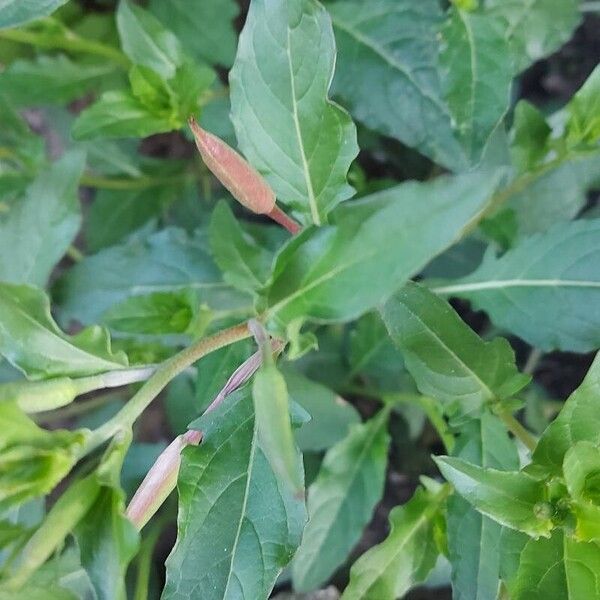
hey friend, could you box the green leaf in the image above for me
[505,152,600,238]
[446,412,520,600]
[563,442,600,503]
[149,0,239,67]
[55,227,245,325]
[74,432,139,600]
[533,355,600,475]
[0,150,85,286]
[0,401,86,512]
[381,283,529,418]
[329,0,466,172]
[209,201,276,295]
[0,283,128,380]
[103,290,202,335]
[510,101,552,172]
[0,0,69,29]
[434,456,552,537]
[72,90,177,140]
[116,0,183,79]
[512,531,600,600]
[230,0,358,225]
[265,170,503,332]
[440,7,513,164]
[567,64,600,146]
[0,55,116,107]
[433,219,600,352]
[292,408,390,591]
[85,184,176,252]
[341,486,448,600]
[486,0,581,73]
[163,389,306,599]
[253,363,303,494]
[283,367,360,452]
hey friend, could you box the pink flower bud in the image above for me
[188,117,276,215]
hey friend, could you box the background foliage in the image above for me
[0,0,599,599]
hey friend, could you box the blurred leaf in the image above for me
[446,412,520,600]
[329,0,466,171]
[149,0,239,67]
[433,219,600,352]
[486,0,581,73]
[0,283,128,380]
[253,363,303,494]
[380,282,529,418]
[434,456,552,537]
[85,184,175,252]
[0,401,85,512]
[265,170,503,333]
[0,150,85,286]
[566,64,600,147]
[103,289,204,335]
[0,0,69,29]
[164,389,306,599]
[532,354,600,475]
[230,0,358,225]
[209,201,276,295]
[292,409,390,592]
[511,531,600,600]
[0,55,117,107]
[72,90,177,140]
[283,367,360,452]
[440,7,513,164]
[342,486,447,600]
[55,227,247,325]
[116,0,182,79]
[510,101,551,172]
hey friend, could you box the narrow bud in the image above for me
[188,117,276,215]
[126,429,202,530]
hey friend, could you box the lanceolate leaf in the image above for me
[440,8,513,164]
[432,219,600,352]
[253,364,303,494]
[0,0,68,29]
[265,170,504,332]
[0,283,128,380]
[342,486,448,600]
[381,282,529,417]
[486,0,580,73]
[567,64,600,146]
[512,531,600,600]
[116,0,183,79]
[230,0,358,225]
[0,151,85,287]
[163,389,306,599]
[329,0,465,172]
[149,0,239,67]
[532,354,600,475]
[434,456,552,537]
[446,412,520,600]
[292,408,390,591]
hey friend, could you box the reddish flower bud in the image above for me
[188,117,276,215]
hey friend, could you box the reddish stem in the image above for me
[268,205,301,235]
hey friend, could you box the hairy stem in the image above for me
[80,322,251,457]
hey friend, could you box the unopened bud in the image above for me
[188,117,276,215]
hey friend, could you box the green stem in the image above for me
[523,347,543,376]
[80,173,191,191]
[498,410,537,452]
[66,245,84,263]
[0,27,130,69]
[79,322,251,457]
[133,518,167,600]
